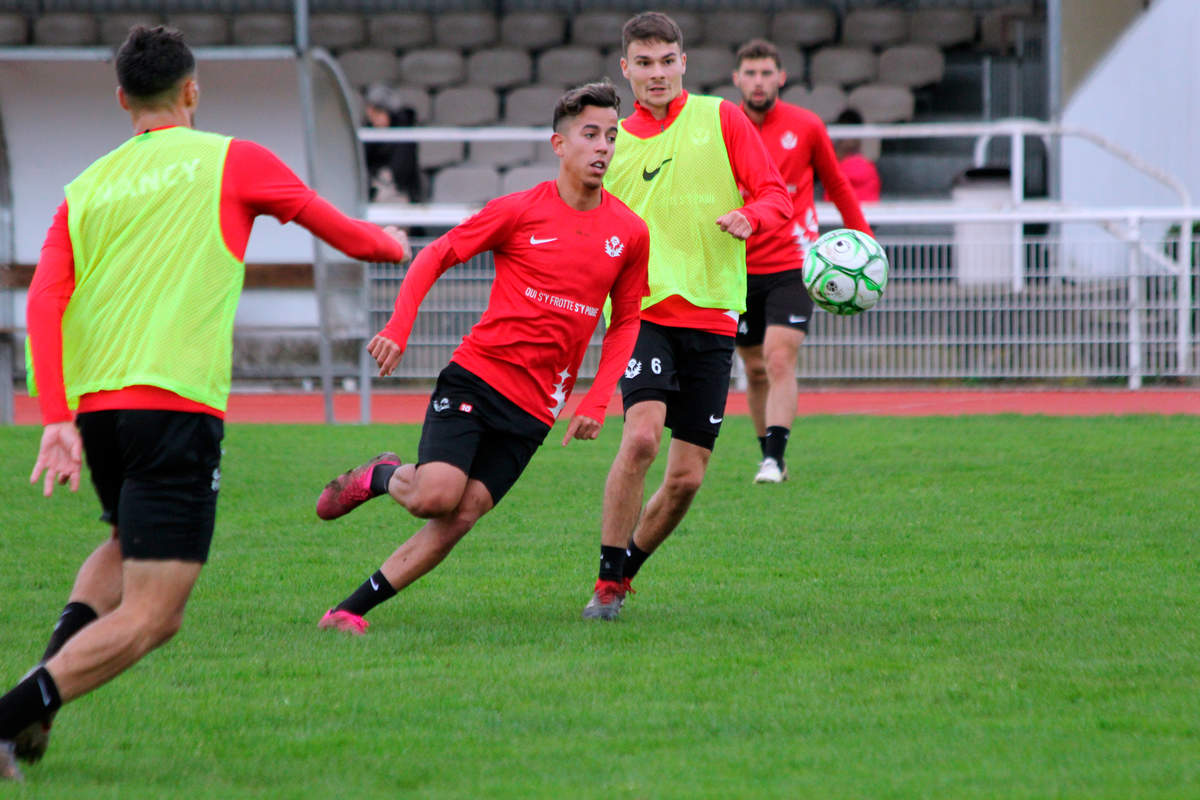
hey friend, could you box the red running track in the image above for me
[12,388,1200,424]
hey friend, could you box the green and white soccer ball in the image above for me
[802,228,889,315]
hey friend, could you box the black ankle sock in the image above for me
[757,435,767,458]
[369,464,399,497]
[623,539,652,580]
[598,546,626,583]
[764,426,790,466]
[335,570,397,617]
[0,666,61,739]
[41,601,98,663]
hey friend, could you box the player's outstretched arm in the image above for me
[372,236,463,376]
[30,421,82,497]
[561,414,603,446]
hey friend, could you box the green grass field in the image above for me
[1,415,1198,798]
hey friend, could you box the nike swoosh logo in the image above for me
[369,576,379,591]
[709,415,723,424]
[788,315,808,324]
[529,235,558,245]
[642,158,672,181]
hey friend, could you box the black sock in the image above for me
[41,601,98,663]
[757,435,767,458]
[369,463,399,497]
[334,570,397,617]
[598,546,626,583]
[623,539,652,581]
[764,426,790,466]
[0,666,62,739]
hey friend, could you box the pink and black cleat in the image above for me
[316,452,401,520]
[318,609,369,635]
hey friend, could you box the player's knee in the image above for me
[764,349,798,382]
[406,491,459,519]
[664,469,704,500]
[621,428,661,466]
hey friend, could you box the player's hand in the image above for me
[561,414,603,446]
[716,210,753,240]
[30,421,82,497]
[367,333,405,376]
[383,225,412,263]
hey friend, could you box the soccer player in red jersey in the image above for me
[581,13,792,620]
[731,39,874,484]
[313,82,650,634]
[0,26,410,781]
[831,108,882,203]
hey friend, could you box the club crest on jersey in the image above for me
[458,402,473,413]
[624,358,642,379]
[432,397,450,412]
[605,236,624,258]
[780,131,798,150]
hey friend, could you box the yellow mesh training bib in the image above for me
[604,94,746,313]
[57,127,242,411]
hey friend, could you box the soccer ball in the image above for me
[802,228,889,315]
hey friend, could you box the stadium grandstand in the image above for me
[1,1,1197,423]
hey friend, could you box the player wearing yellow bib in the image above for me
[0,26,409,781]
[582,12,790,620]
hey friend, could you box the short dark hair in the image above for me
[735,39,782,69]
[836,108,864,125]
[116,25,195,106]
[552,81,620,131]
[621,11,683,56]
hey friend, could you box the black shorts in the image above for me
[77,409,224,563]
[418,362,551,505]
[735,268,814,346]
[619,320,734,451]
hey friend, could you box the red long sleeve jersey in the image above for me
[617,92,792,334]
[26,131,409,424]
[741,100,873,275]
[379,181,650,427]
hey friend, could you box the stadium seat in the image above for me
[533,139,558,164]
[385,85,432,123]
[536,46,604,87]
[980,4,1037,55]
[434,11,497,50]
[781,84,847,123]
[0,13,26,45]
[504,84,563,126]
[431,165,501,204]
[499,11,566,51]
[433,86,499,127]
[909,8,977,49]
[847,83,915,123]
[570,11,625,49]
[683,45,736,90]
[770,8,837,49]
[33,13,97,45]
[309,13,365,51]
[878,44,945,89]
[338,48,400,91]
[613,81,636,119]
[470,140,537,170]
[100,13,160,45]
[777,46,805,83]
[367,12,432,51]
[418,141,466,171]
[232,13,292,46]
[399,49,465,89]
[167,13,229,46]
[501,163,559,195]
[465,47,532,90]
[843,9,909,49]
[809,46,878,88]
[701,11,768,48]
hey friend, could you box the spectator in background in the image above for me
[363,83,421,203]
[830,108,881,203]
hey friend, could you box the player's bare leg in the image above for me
[584,401,666,619]
[12,532,123,763]
[379,479,493,592]
[628,437,711,554]
[44,559,201,702]
[320,473,493,634]
[738,344,768,440]
[755,325,804,484]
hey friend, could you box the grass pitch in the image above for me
[1,415,1198,798]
